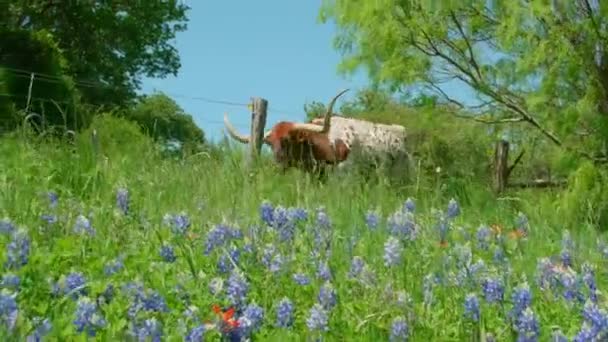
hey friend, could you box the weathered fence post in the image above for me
[247,97,268,167]
[493,139,509,194]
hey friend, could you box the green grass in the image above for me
[0,122,607,341]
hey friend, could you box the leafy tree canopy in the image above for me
[2,1,189,108]
[319,0,608,164]
[126,92,205,147]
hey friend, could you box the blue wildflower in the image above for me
[423,273,434,305]
[185,325,205,342]
[403,198,415,213]
[163,212,190,236]
[510,282,532,319]
[293,273,311,286]
[446,198,460,219]
[5,230,30,269]
[47,191,58,208]
[306,303,329,332]
[464,293,480,322]
[387,210,417,241]
[227,272,249,308]
[316,207,331,229]
[269,254,284,274]
[481,276,504,304]
[551,329,568,342]
[238,303,264,337]
[204,224,230,255]
[288,207,308,221]
[27,317,52,341]
[581,301,608,337]
[365,210,380,230]
[276,297,294,328]
[573,323,595,342]
[208,277,223,296]
[0,274,19,290]
[476,225,491,250]
[160,245,176,263]
[582,263,598,303]
[40,214,57,225]
[0,290,18,332]
[73,296,106,337]
[259,201,274,226]
[73,215,95,236]
[116,188,130,215]
[317,261,331,281]
[348,256,365,279]
[130,318,162,342]
[0,219,15,235]
[317,282,337,310]
[514,307,540,342]
[384,236,403,267]
[64,272,88,300]
[104,256,124,276]
[390,316,409,341]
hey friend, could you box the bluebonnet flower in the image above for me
[573,323,595,342]
[293,273,311,286]
[510,282,532,319]
[436,216,449,245]
[316,207,331,229]
[446,198,460,219]
[185,325,205,342]
[0,218,15,235]
[269,254,284,274]
[559,270,584,303]
[26,317,52,341]
[276,297,294,328]
[98,283,115,304]
[365,210,380,230]
[227,272,249,308]
[476,225,491,250]
[160,244,176,263]
[288,207,308,221]
[130,318,163,342]
[481,276,504,304]
[238,303,264,337]
[47,191,59,208]
[317,261,331,281]
[348,256,365,279]
[384,236,403,267]
[73,296,106,336]
[306,303,329,332]
[551,329,568,342]
[464,293,480,322]
[514,307,540,342]
[560,249,572,268]
[317,282,337,310]
[73,215,95,236]
[581,301,608,337]
[123,282,169,318]
[387,210,417,241]
[64,272,88,300]
[40,214,57,225]
[104,256,124,276]
[582,263,598,302]
[0,274,19,290]
[163,212,190,236]
[204,224,231,255]
[116,187,130,215]
[515,212,529,232]
[0,290,18,332]
[493,247,506,264]
[208,277,223,296]
[536,258,559,292]
[403,198,415,213]
[259,201,274,226]
[390,316,409,341]
[5,230,30,269]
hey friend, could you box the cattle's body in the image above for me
[310,116,408,162]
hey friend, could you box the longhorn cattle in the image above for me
[223,89,351,174]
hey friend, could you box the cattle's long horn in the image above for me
[321,88,349,133]
[223,113,250,143]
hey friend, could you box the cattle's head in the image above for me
[223,89,350,168]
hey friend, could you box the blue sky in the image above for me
[139,1,476,142]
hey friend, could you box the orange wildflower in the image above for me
[212,304,240,332]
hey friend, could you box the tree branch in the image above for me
[449,10,482,80]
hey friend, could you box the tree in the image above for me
[126,92,205,148]
[318,1,608,164]
[2,1,189,108]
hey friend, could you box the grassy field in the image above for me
[0,122,607,341]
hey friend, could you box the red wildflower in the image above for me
[212,304,239,333]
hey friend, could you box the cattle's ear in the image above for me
[334,139,350,161]
[288,129,308,143]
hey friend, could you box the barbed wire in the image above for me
[1,66,303,116]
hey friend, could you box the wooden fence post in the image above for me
[493,139,509,194]
[248,97,268,167]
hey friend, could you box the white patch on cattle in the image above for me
[311,116,407,154]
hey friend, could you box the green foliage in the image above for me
[125,92,205,151]
[3,1,189,107]
[318,0,608,166]
[0,29,85,133]
[559,161,608,229]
